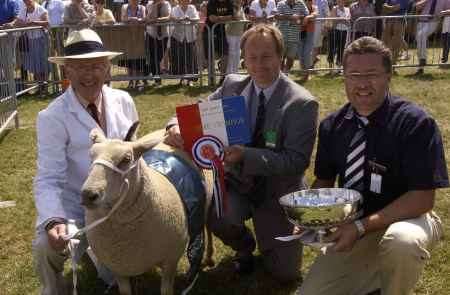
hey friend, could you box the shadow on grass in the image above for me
[0,128,12,144]
[69,254,300,295]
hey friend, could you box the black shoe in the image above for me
[366,289,381,295]
[232,254,254,275]
[415,68,424,75]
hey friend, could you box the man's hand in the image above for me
[325,222,360,252]
[47,223,69,252]
[224,145,244,164]
[163,125,184,149]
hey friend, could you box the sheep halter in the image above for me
[62,158,138,241]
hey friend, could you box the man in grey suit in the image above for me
[165,24,318,282]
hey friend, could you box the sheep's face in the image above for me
[81,137,136,210]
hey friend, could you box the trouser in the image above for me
[208,186,302,282]
[327,29,347,66]
[416,21,439,61]
[145,34,168,78]
[298,212,443,295]
[33,228,114,295]
[441,32,450,63]
[298,31,315,70]
[169,39,198,76]
[382,19,405,64]
[226,35,241,74]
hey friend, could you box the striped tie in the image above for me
[344,117,368,191]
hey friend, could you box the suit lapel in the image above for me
[66,86,99,134]
[267,73,289,112]
[103,86,117,138]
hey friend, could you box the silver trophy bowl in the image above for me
[279,188,362,246]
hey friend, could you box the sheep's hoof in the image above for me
[202,258,215,268]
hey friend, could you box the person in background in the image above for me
[226,0,247,74]
[381,0,409,67]
[165,23,318,283]
[196,0,208,70]
[327,0,350,71]
[145,0,171,86]
[297,0,316,81]
[42,0,65,27]
[276,0,308,74]
[249,0,278,24]
[16,0,51,93]
[414,0,450,74]
[0,0,19,28]
[94,0,116,24]
[311,0,329,67]
[169,0,199,86]
[298,36,447,295]
[33,28,138,295]
[440,6,450,66]
[121,0,147,89]
[63,0,95,27]
[350,0,376,40]
[205,0,234,82]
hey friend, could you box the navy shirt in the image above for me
[0,0,19,25]
[315,95,449,217]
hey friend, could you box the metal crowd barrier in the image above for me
[0,26,52,97]
[0,32,19,136]
[51,21,206,88]
[1,14,449,97]
[352,14,444,68]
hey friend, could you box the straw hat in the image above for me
[48,28,122,65]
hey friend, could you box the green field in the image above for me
[1,68,449,295]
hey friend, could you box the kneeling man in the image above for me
[298,36,448,295]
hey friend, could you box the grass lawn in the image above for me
[0,67,449,295]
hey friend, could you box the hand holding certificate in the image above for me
[176,96,251,218]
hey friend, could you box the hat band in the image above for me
[64,41,105,56]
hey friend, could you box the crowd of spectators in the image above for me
[1,0,450,89]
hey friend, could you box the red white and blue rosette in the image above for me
[192,135,228,218]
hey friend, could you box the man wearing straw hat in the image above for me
[33,28,138,295]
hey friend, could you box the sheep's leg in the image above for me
[116,275,132,295]
[160,261,178,295]
[203,226,215,267]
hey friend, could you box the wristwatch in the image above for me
[354,219,366,238]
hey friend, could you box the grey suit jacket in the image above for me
[169,73,319,250]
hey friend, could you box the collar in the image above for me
[252,72,281,104]
[75,89,103,115]
[344,93,391,127]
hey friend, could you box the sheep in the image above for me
[80,127,214,295]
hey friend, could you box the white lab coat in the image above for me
[33,85,138,228]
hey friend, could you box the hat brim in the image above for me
[48,51,123,65]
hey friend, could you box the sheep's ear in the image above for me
[132,129,165,159]
[124,121,140,142]
[90,128,106,144]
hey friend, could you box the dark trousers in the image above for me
[327,29,347,65]
[145,34,168,78]
[442,32,450,63]
[169,39,198,77]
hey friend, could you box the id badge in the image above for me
[264,130,277,148]
[370,173,382,194]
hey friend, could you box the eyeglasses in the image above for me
[66,63,108,73]
[344,71,388,82]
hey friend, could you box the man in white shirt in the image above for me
[33,28,138,295]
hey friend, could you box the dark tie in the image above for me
[87,103,100,126]
[343,117,368,192]
[252,91,266,147]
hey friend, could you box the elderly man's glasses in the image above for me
[66,63,108,73]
